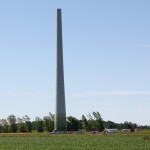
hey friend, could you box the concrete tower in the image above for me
[54,9,67,131]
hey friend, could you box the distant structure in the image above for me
[54,9,67,131]
[103,129,118,134]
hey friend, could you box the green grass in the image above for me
[0,132,150,150]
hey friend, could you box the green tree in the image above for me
[105,121,116,129]
[35,117,44,132]
[17,117,28,133]
[0,119,9,133]
[23,115,32,132]
[67,116,79,131]
[43,115,54,132]
[18,123,28,132]
[87,113,96,131]
[25,121,32,132]
[31,121,36,131]
[82,115,89,131]
[92,111,104,131]
[7,115,17,133]
[87,112,104,131]
[124,121,137,131]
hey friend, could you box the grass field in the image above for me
[0,132,150,150]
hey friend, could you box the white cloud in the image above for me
[70,91,150,97]
[91,91,150,96]
[139,44,150,49]
[0,91,49,99]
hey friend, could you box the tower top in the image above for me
[57,9,61,12]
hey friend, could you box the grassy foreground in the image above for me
[0,132,150,150]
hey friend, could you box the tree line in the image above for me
[0,111,149,133]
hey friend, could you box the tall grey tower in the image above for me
[54,9,67,131]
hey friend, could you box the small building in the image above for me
[103,128,117,134]
[122,129,131,132]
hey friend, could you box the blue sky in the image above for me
[0,0,150,125]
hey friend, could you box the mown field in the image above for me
[0,132,150,150]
